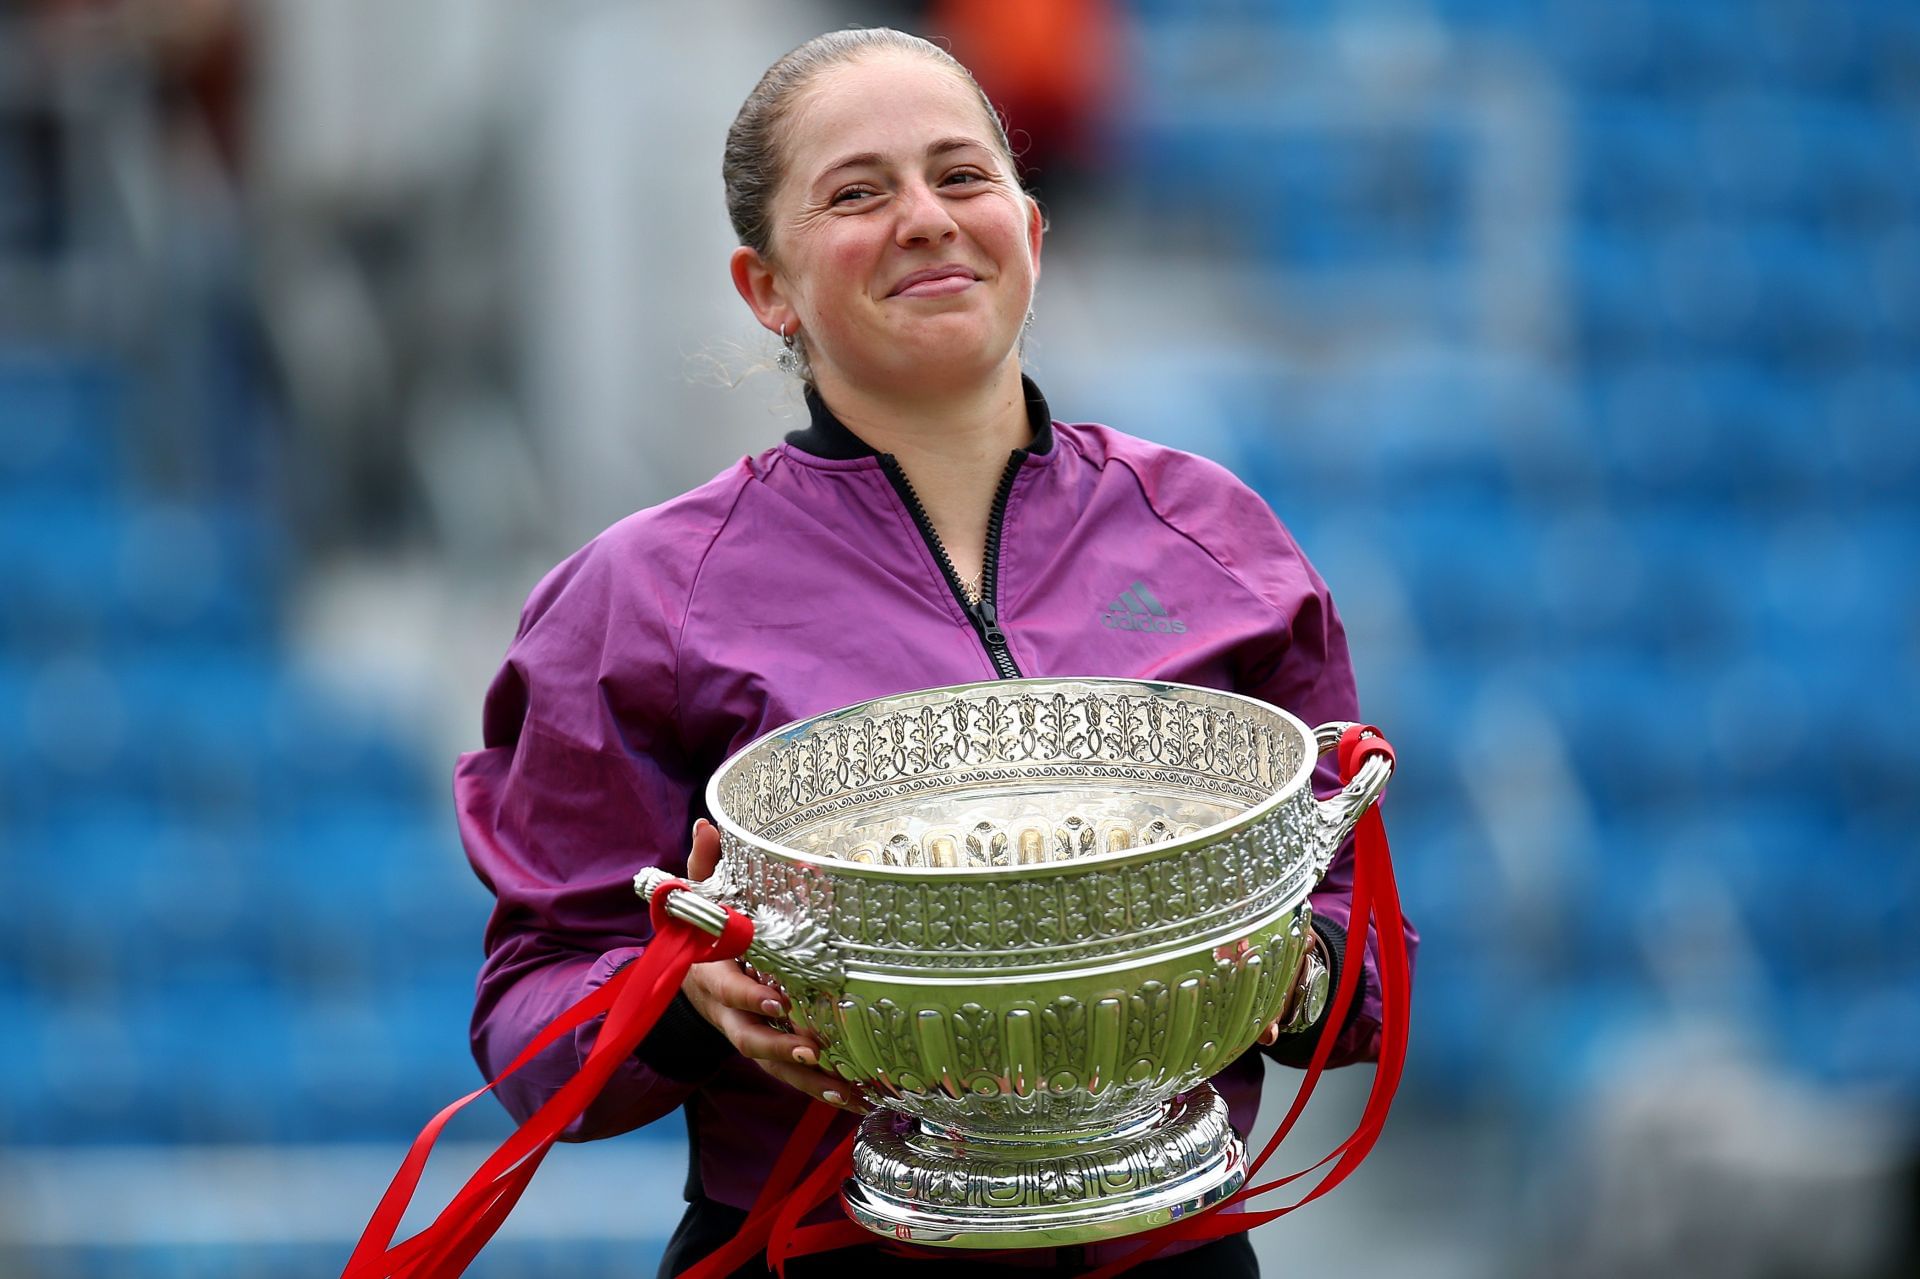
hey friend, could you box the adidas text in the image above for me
[1103,613,1188,634]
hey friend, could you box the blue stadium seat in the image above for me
[286,967,491,1139]
[1800,103,1920,232]
[1748,227,1881,366]
[1648,226,1776,356]
[1547,0,1662,93]
[1798,979,1920,1094]
[0,496,278,659]
[1502,978,1660,1112]
[1863,2,1920,107]
[0,989,50,1142]
[0,494,124,636]
[1825,359,1920,499]
[0,349,122,502]
[1518,656,1721,813]
[1750,0,1872,93]
[1576,98,1700,230]
[1587,361,1821,500]
[20,993,174,1143]
[1403,920,1501,1103]
[1367,503,1545,656]
[259,674,436,814]
[1571,232,1666,360]
[149,971,297,1142]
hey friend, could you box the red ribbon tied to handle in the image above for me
[339,879,754,1279]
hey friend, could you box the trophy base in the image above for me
[840,1086,1246,1250]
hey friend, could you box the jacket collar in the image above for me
[785,375,1056,460]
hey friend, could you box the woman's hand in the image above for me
[1257,930,1328,1047]
[680,818,868,1114]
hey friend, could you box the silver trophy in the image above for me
[635,677,1392,1248]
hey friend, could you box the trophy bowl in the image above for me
[635,677,1392,1249]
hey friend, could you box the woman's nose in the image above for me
[893,180,958,247]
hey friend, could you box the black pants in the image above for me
[656,1196,1260,1278]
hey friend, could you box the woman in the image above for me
[455,28,1416,1278]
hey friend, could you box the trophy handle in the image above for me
[1309,722,1394,875]
[633,866,843,984]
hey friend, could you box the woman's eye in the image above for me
[831,187,876,205]
[942,169,987,187]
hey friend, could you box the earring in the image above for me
[1023,308,1035,331]
[775,322,800,375]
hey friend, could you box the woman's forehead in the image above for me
[782,54,998,175]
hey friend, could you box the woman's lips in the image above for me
[892,274,976,298]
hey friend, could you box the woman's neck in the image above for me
[813,364,1033,591]
[811,363,1032,468]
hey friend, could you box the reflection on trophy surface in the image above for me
[637,677,1393,1248]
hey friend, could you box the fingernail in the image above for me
[792,1046,817,1066]
[761,999,785,1017]
[823,1090,845,1106]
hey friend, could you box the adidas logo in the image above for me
[1102,580,1188,634]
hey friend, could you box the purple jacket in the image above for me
[455,378,1417,1252]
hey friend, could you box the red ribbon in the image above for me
[340,879,754,1279]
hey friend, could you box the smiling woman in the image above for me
[448,25,1416,1279]
[727,47,1042,417]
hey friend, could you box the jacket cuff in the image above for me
[591,937,741,1075]
[1263,915,1368,1068]
[622,965,736,1083]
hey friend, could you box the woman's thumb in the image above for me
[687,817,721,881]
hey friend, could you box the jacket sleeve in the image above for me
[1139,448,1419,1069]
[455,535,734,1141]
[1243,516,1419,1069]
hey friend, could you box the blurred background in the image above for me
[1,0,1916,1275]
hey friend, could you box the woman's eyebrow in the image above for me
[814,136,990,183]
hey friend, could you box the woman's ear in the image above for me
[731,245,794,337]
[1025,194,1045,280]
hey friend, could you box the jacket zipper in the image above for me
[878,451,1026,680]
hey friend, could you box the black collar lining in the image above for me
[784,375,1056,460]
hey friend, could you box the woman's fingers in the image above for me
[712,1002,817,1063]
[706,1004,863,1111]
[1258,931,1328,1047]
[754,1057,869,1113]
[685,966,829,1069]
[687,818,722,881]
[689,957,787,1017]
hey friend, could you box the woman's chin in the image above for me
[872,327,1021,386]
[880,348,1016,394]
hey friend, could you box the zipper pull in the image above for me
[973,598,1008,647]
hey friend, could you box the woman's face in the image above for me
[732,52,1043,398]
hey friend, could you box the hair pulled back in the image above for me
[723,28,1020,258]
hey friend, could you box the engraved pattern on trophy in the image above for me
[951,1002,1002,1096]
[1125,980,1170,1085]
[812,930,1311,1137]
[715,801,1321,973]
[637,679,1395,1248]
[849,1089,1241,1218]
[720,686,1302,838]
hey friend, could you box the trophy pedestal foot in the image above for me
[841,1086,1245,1250]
